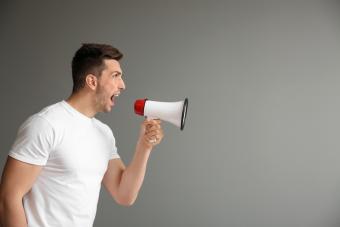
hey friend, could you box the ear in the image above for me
[85,74,98,91]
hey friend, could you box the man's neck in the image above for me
[66,92,97,118]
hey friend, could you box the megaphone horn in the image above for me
[134,98,189,130]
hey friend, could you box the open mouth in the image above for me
[111,93,120,103]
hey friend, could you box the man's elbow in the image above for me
[115,194,137,207]
[0,190,24,213]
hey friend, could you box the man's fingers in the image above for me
[141,119,163,146]
[143,120,162,133]
[146,130,162,138]
[146,129,163,141]
[146,124,161,131]
[147,119,161,123]
[146,131,162,138]
[144,119,162,126]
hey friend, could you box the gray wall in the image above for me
[1,0,340,226]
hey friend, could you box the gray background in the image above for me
[1,0,340,226]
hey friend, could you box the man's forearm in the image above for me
[0,197,27,227]
[117,142,152,205]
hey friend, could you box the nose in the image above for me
[120,77,126,90]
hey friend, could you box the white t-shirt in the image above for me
[9,100,120,227]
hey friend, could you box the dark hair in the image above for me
[71,43,123,93]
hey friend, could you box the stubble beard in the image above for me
[95,87,110,113]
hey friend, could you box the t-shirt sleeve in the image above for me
[105,125,120,160]
[110,142,120,160]
[9,115,55,166]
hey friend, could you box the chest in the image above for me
[47,124,113,179]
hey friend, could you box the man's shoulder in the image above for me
[16,102,62,135]
[33,101,69,127]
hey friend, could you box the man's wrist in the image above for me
[137,139,153,153]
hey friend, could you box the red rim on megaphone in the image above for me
[134,98,148,116]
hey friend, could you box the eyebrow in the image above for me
[111,71,123,76]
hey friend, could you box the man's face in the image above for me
[95,59,126,112]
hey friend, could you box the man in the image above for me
[0,43,164,226]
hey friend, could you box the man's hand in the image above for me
[137,119,164,149]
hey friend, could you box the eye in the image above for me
[112,72,123,79]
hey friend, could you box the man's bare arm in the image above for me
[102,119,163,206]
[102,146,151,206]
[0,156,42,227]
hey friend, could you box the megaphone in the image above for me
[134,98,189,130]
